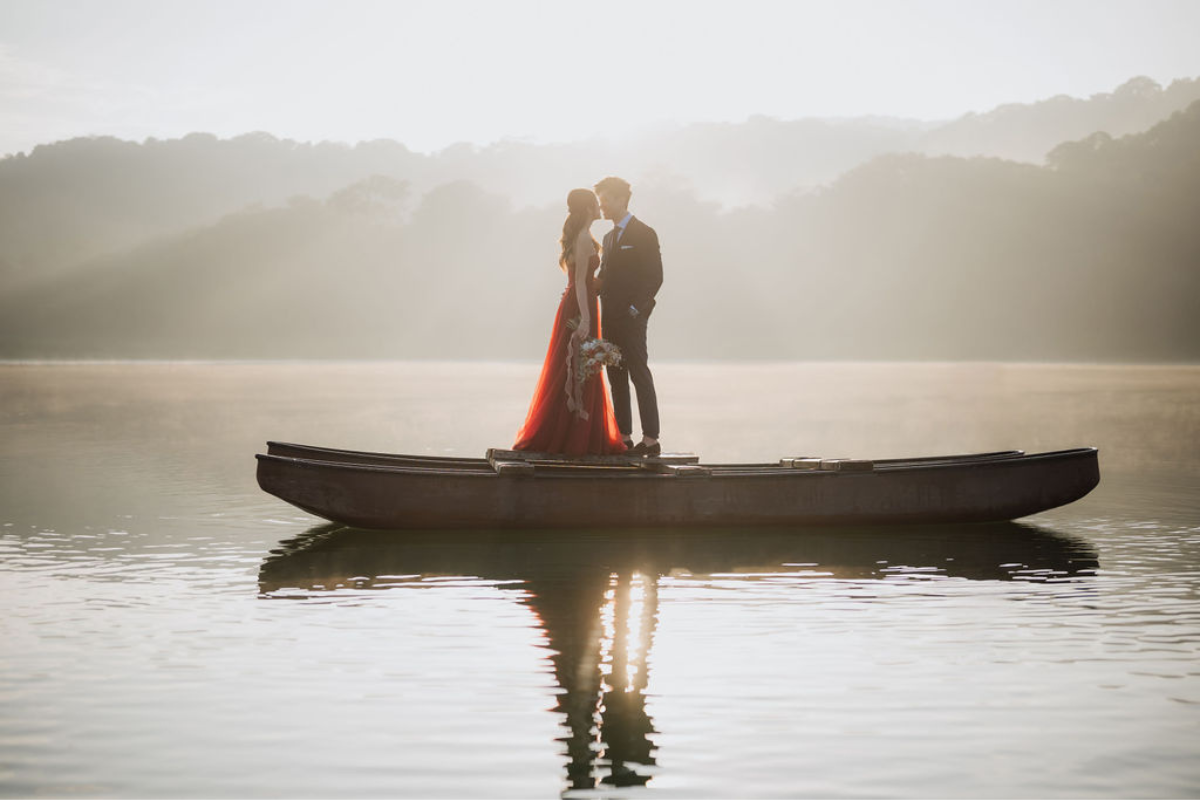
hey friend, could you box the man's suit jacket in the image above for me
[598,216,663,319]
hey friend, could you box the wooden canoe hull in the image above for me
[255,447,1100,530]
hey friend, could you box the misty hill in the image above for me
[919,75,1200,162]
[2,76,1196,292]
[3,101,1197,362]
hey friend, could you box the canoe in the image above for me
[255,442,1100,530]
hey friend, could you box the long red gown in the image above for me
[514,254,628,456]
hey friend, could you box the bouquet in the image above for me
[566,316,622,384]
[576,337,622,384]
[563,317,622,419]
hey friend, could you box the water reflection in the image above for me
[258,524,1098,792]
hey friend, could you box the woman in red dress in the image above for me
[513,189,628,456]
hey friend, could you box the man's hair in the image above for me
[593,176,632,203]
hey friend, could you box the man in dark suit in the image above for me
[594,176,662,457]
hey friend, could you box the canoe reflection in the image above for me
[258,524,1097,791]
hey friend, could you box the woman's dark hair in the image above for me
[559,188,599,271]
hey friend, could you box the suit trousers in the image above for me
[603,309,659,440]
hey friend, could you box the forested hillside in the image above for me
[1,79,1197,361]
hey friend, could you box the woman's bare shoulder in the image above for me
[575,228,597,254]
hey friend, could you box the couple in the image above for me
[514,176,663,457]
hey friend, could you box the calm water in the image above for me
[2,362,1198,798]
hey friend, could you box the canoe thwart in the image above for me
[647,463,713,477]
[780,457,823,470]
[490,452,708,477]
[487,447,700,468]
[819,458,875,472]
[779,457,875,471]
[492,460,536,476]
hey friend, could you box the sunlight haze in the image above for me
[3,0,1200,155]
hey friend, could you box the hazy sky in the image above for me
[3,0,1200,156]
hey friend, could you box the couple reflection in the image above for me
[259,524,1097,793]
[531,569,659,788]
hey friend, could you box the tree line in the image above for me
[1,99,1196,362]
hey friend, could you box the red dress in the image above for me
[514,254,628,455]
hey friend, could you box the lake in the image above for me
[1,362,1198,798]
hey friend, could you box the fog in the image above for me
[1,76,1198,362]
[5,0,1200,155]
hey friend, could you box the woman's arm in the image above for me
[572,232,595,339]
